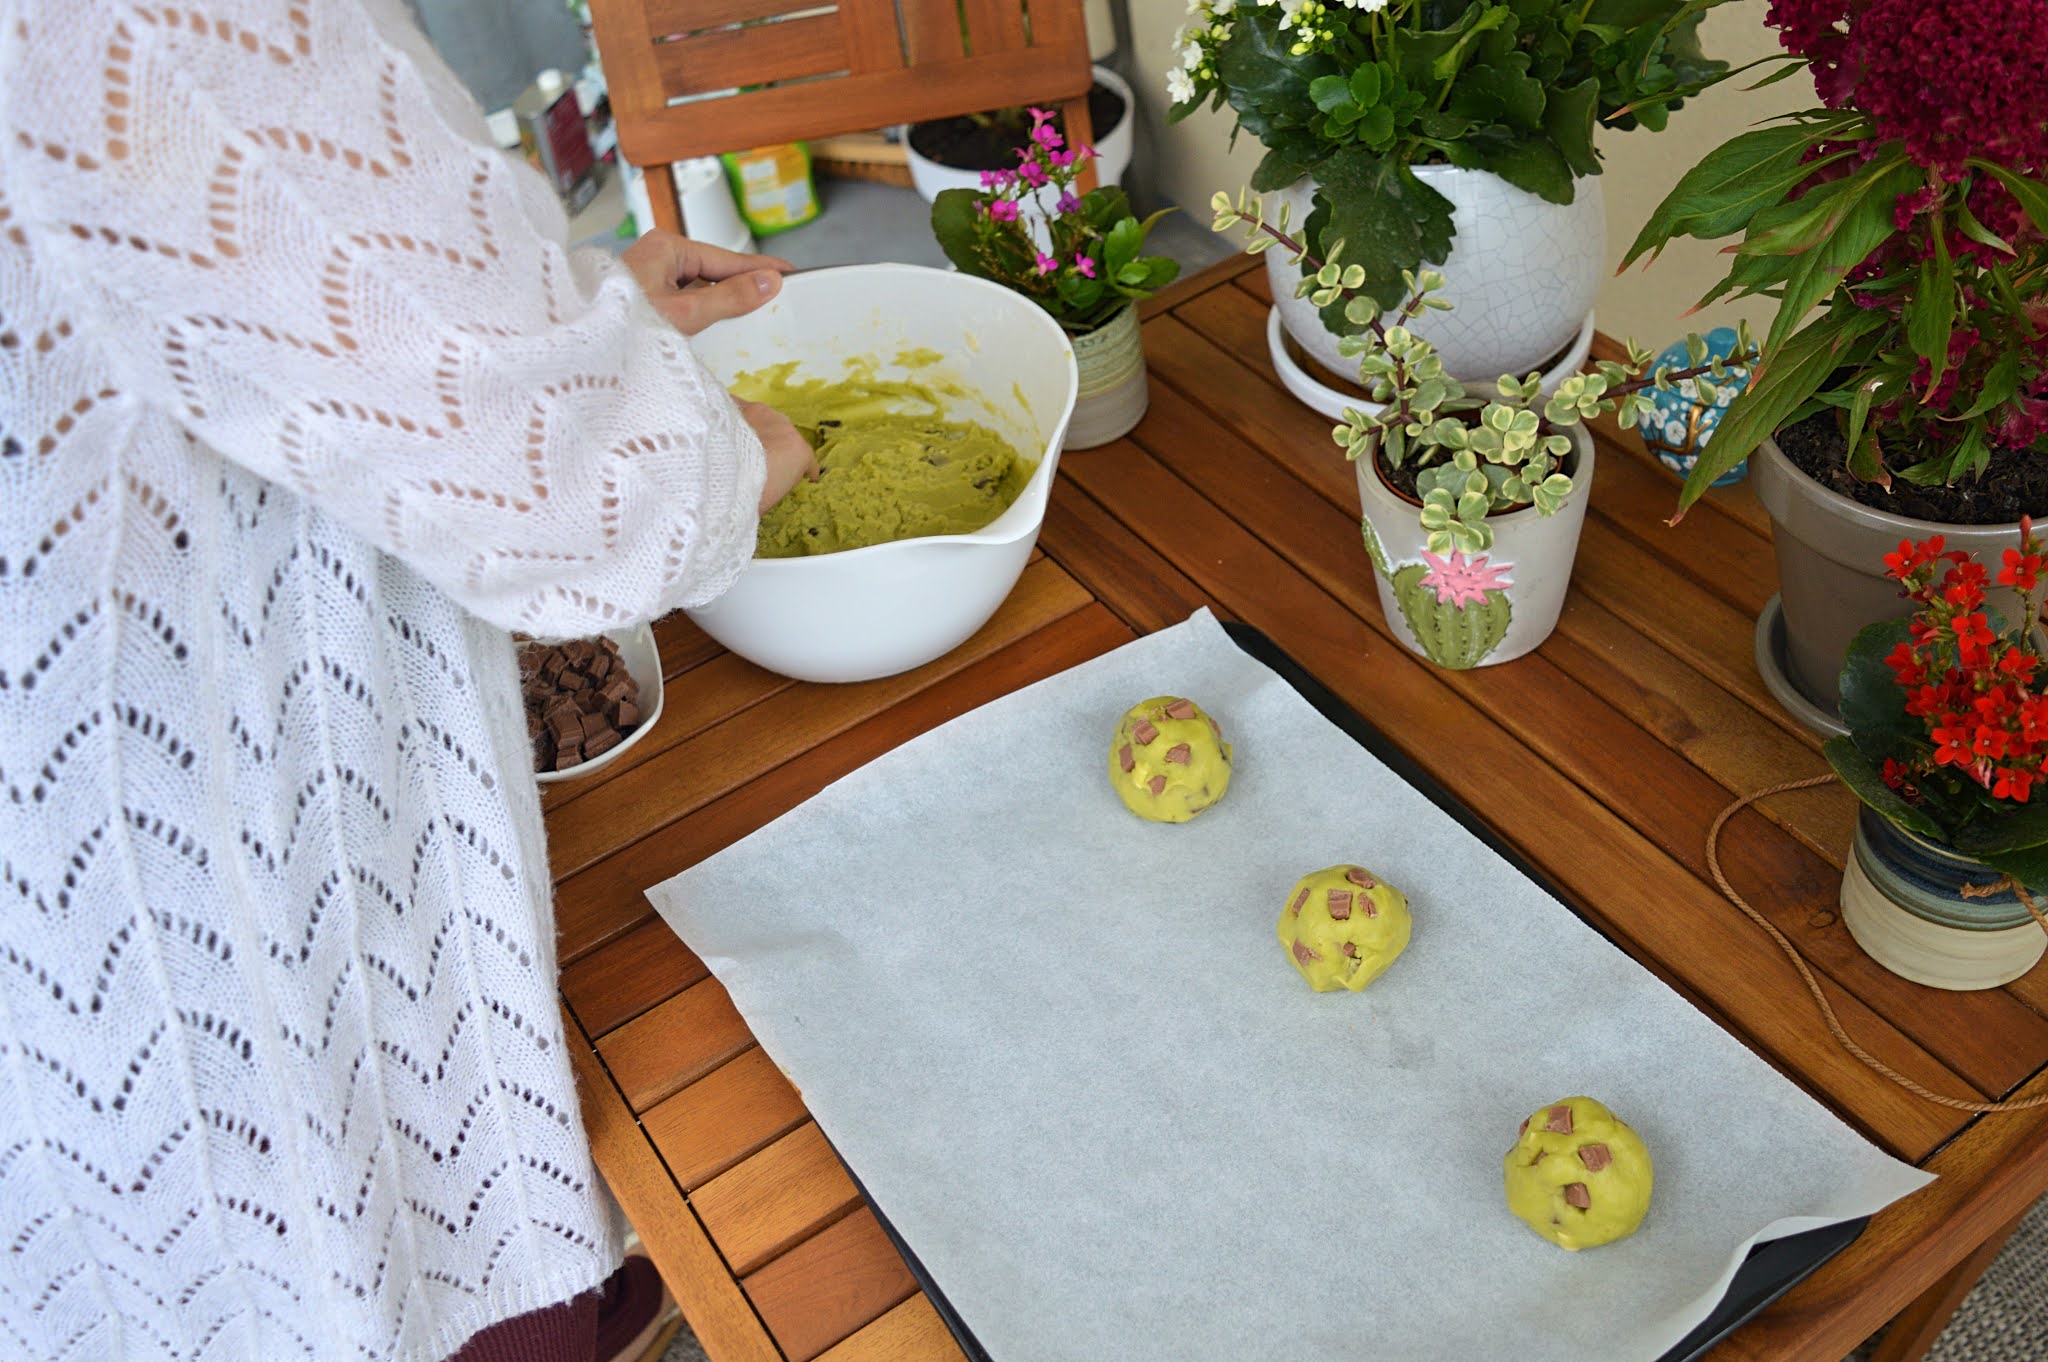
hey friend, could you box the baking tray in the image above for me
[827,620,1866,1362]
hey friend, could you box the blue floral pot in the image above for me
[1840,808,2047,990]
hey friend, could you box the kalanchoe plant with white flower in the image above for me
[1212,187,1748,553]
[1169,0,1727,337]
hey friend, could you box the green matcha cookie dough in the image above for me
[734,362,1036,558]
[1503,1096,1654,1251]
[1276,865,1411,992]
[1108,697,1232,823]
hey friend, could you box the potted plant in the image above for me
[1212,189,1737,668]
[932,112,1180,449]
[1823,527,2048,989]
[904,64,1136,207]
[1168,0,1727,386]
[1625,0,2048,724]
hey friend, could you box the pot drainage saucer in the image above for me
[1754,594,1847,738]
[1265,307,1597,421]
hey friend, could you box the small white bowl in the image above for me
[532,623,665,785]
[1265,306,1597,421]
[688,264,1078,684]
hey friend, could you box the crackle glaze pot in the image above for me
[1266,166,1605,386]
[1356,425,1595,670]
[1841,807,2048,991]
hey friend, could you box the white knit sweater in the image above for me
[0,2,767,1358]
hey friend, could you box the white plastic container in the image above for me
[687,265,1077,683]
[904,65,1135,207]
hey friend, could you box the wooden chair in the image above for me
[586,0,1100,234]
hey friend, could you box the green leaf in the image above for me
[1349,62,1383,109]
[1474,136,1575,205]
[1982,844,2048,894]
[1542,77,1601,178]
[1760,157,1919,358]
[1103,217,1143,279]
[929,188,986,275]
[1958,348,2022,421]
[1952,801,2048,856]
[1676,308,1888,512]
[1842,382,1889,486]
[1621,121,1854,268]
[1310,74,1356,116]
[1823,737,1946,841]
[1907,255,1956,399]
[1837,617,1920,754]
[1250,147,1311,193]
[1974,163,2048,238]
[1304,147,1456,325]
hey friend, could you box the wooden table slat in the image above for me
[600,975,755,1113]
[743,1207,920,1362]
[561,916,708,1038]
[553,603,1136,971]
[644,1045,808,1191]
[812,1293,967,1362]
[692,1122,864,1277]
[651,610,726,681]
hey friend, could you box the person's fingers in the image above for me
[674,237,796,283]
[657,270,784,334]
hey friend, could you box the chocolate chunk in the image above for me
[1292,940,1320,965]
[1578,1143,1612,1173]
[1362,896,1379,919]
[1118,743,1135,773]
[1545,1105,1574,1135]
[1327,889,1352,920]
[1147,774,1166,797]
[1289,887,1309,917]
[1529,1150,1547,1166]
[582,726,621,758]
[615,699,640,729]
[1164,742,1191,765]
[1563,1183,1591,1210]
[1164,699,1196,720]
[553,743,583,769]
[1132,718,1159,745]
[1341,941,1358,959]
[548,710,585,744]
[1345,867,1377,888]
[1519,1117,1530,1137]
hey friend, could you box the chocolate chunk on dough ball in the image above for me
[1277,864,1411,992]
[1108,696,1232,823]
[1503,1096,1654,1250]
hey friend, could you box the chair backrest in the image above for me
[590,0,1097,172]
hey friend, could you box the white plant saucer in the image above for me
[1264,306,1597,421]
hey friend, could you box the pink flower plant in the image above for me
[928,108,1180,335]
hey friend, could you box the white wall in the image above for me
[1119,3,1811,348]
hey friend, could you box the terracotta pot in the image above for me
[1840,807,2047,990]
[1266,167,1605,386]
[1064,304,1147,450]
[1752,435,2029,717]
[1355,425,1595,669]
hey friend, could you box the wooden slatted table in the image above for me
[549,257,2048,1362]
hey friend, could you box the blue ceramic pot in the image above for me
[1841,808,2047,990]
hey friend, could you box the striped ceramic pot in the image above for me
[1064,304,1148,450]
[1840,807,2047,991]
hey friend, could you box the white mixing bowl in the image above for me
[687,264,1078,683]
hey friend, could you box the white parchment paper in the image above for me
[646,610,1930,1362]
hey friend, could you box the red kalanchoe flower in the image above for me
[1994,765,2039,802]
[1886,640,1926,688]
[1941,558,1989,608]
[1932,715,1976,767]
[1999,546,2044,592]
[1998,647,2039,684]
[1952,611,1997,665]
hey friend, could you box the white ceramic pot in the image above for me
[1840,808,2048,991]
[1065,304,1147,449]
[1266,167,1605,386]
[1355,424,1595,669]
[686,264,1078,684]
[904,65,1134,206]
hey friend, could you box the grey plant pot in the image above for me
[1752,435,2030,716]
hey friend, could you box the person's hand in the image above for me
[623,230,794,336]
[739,400,819,513]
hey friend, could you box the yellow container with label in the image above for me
[718,144,822,236]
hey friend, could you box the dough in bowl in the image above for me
[1108,696,1232,823]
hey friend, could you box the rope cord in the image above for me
[1707,776,2048,1114]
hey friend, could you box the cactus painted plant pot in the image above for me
[1356,424,1595,670]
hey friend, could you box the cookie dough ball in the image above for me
[1503,1096,1654,1251]
[1108,697,1232,823]
[1277,865,1411,992]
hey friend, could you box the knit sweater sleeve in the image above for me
[13,0,766,638]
